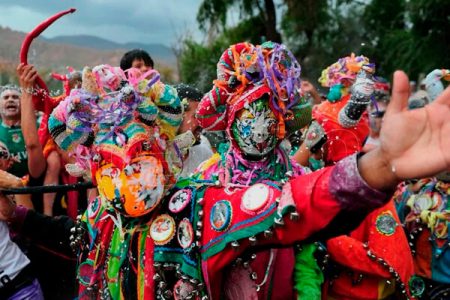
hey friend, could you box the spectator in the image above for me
[0,170,44,300]
[0,80,61,216]
[120,49,154,73]
[175,83,214,177]
[0,86,28,178]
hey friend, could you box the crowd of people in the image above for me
[0,28,449,300]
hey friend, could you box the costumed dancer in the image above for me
[293,54,372,169]
[153,41,318,299]
[293,56,417,299]
[2,38,450,300]
[145,43,447,300]
[393,173,450,300]
[48,63,183,299]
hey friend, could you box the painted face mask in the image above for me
[95,154,165,217]
[231,97,278,157]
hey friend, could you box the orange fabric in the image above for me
[43,138,58,158]
[325,201,415,299]
[313,95,369,164]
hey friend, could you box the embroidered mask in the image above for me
[231,97,278,157]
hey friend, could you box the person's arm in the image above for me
[16,64,46,178]
[0,192,75,256]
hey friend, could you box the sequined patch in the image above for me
[210,200,232,232]
[173,279,195,300]
[177,218,194,249]
[409,275,425,297]
[169,189,192,213]
[150,214,175,245]
[375,212,397,236]
[241,183,271,214]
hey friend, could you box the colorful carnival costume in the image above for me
[144,42,394,300]
[301,54,373,168]
[394,175,450,299]
[11,43,394,300]
[47,65,183,299]
[300,57,416,299]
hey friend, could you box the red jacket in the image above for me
[324,201,415,299]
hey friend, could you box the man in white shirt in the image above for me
[0,219,43,299]
[175,84,214,177]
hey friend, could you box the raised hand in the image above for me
[359,71,450,190]
[17,63,38,93]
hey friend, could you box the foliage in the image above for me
[179,16,268,92]
[181,0,450,90]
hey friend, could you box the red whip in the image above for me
[19,8,76,112]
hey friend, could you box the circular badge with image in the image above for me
[177,218,194,249]
[150,214,175,245]
[210,200,232,232]
[169,189,192,213]
[375,212,397,236]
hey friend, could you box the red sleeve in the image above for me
[274,167,342,244]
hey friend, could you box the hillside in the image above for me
[0,27,177,84]
[45,35,176,65]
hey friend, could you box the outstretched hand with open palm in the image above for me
[359,71,450,190]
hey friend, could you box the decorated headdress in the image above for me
[422,69,450,101]
[318,53,374,88]
[48,65,183,217]
[197,42,311,146]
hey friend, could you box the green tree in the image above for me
[362,0,450,80]
[180,16,268,92]
[197,0,281,43]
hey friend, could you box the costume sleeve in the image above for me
[10,205,75,257]
[142,82,183,140]
[275,154,391,244]
[48,96,94,151]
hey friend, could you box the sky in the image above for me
[0,0,204,46]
